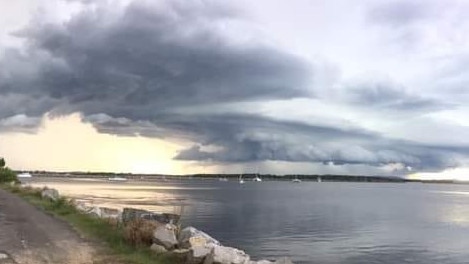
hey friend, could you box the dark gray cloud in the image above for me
[0,93,59,119]
[164,113,466,172]
[1,0,311,120]
[84,109,468,172]
[83,113,168,138]
[0,114,40,133]
[0,0,467,174]
[337,80,451,112]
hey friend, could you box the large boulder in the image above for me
[203,249,215,264]
[122,208,180,224]
[189,243,216,263]
[122,208,148,223]
[167,248,192,262]
[87,206,121,219]
[211,245,250,264]
[153,223,178,249]
[41,188,59,201]
[150,243,167,255]
[143,212,180,224]
[71,200,93,213]
[179,226,221,249]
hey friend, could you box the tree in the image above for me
[0,158,17,183]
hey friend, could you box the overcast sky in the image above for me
[1,0,469,179]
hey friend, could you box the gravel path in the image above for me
[0,188,95,264]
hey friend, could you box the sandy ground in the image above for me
[0,188,96,264]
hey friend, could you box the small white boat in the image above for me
[253,175,262,182]
[219,177,229,182]
[239,174,245,184]
[317,176,322,183]
[18,173,32,178]
[292,178,302,183]
[108,176,128,182]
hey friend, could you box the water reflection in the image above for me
[27,178,469,264]
[30,178,194,213]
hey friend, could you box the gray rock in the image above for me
[211,245,250,264]
[75,203,91,213]
[41,188,59,201]
[169,248,192,262]
[122,208,148,223]
[275,257,294,264]
[150,243,167,254]
[179,226,221,249]
[203,248,215,264]
[0,252,15,264]
[153,223,178,249]
[191,243,215,259]
[180,226,220,262]
[185,245,212,264]
[122,208,180,224]
[143,212,180,224]
[93,207,121,219]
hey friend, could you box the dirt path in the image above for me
[0,188,95,264]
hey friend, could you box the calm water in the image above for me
[30,178,469,263]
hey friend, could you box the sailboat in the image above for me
[253,174,262,182]
[317,176,322,183]
[292,176,302,183]
[219,170,228,182]
[253,167,262,182]
[239,174,245,184]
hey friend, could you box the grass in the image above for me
[2,184,179,264]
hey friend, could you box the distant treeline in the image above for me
[18,171,466,184]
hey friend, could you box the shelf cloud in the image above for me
[1,0,469,175]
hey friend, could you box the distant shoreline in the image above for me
[16,171,468,185]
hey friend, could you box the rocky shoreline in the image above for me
[41,187,294,264]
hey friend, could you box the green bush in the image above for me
[0,158,18,183]
[0,167,17,183]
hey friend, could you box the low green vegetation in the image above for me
[0,158,18,183]
[2,184,177,264]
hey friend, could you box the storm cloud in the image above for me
[335,80,451,112]
[1,0,469,175]
[83,109,469,172]
[0,0,311,120]
[168,113,466,171]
